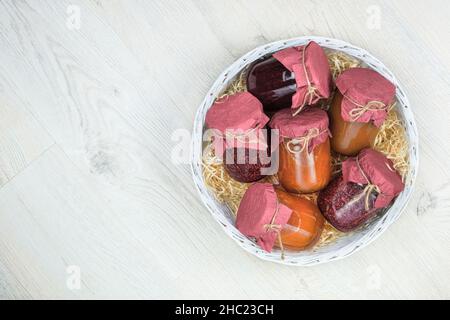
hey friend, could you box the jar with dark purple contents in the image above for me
[205,92,271,183]
[317,148,405,232]
[246,56,296,115]
[247,41,332,116]
[317,175,378,232]
[223,140,272,183]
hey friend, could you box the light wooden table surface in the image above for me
[0,0,449,300]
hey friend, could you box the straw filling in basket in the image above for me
[201,50,409,248]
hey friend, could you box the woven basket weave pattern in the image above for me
[191,36,419,266]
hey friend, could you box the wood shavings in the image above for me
[373,104,409,181]
[331,152,348,177]
[326,51,361,79]
[201,145,249,215]
[317,222,345,247]
[217,70,247,100]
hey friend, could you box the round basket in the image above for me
[190,36,419,266]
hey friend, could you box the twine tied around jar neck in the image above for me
[292,46,322,117]
[344,94,388,121]
[263,201,285,260]
[356,156,380,211]
[285,128,327,155]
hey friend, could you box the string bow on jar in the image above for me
[336,68,396,127]
[347,97,388,122]
[205,92,271,183]
[342,148,405,210]
[269,107,332,193]
[263,201,285,259]
[236,183,292,258]
[285,127,330,155]
[273,41,332,116]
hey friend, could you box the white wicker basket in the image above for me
[191,36,419,266]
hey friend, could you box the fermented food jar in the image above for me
[330,68,396,156]
[317,148,405,232]
[236,183,324,254]
[205,92,271,182]
[269,108,331,193]
[246,56,296,115]
[275,187,324,250]
[247,41,332,116]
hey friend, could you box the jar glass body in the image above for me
[278,138,331,194]
[275,188,324,250]
[317,175,379,232]
[224,147,271,183]
[329,92,379,156]
[246,57,296,115]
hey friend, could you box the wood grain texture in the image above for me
[0,0,449,299]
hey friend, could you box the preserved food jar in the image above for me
[236,183,324,254]
[223,144,272,183]
[270,108,331,193]
[330,91,379,156]
[205,92,271,182]
[330,68,396,156]
[247,41,332,116]
[317,175,378,232]
[247,56,296,115]
[317,148,404,232]
[275,188,324,250]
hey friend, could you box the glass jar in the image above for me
[205,92,271,183]
[329,92,379,156]
[318,148,404,232]
[269,108,332,194]
[317,175,378,232]
[246,56,297,115]
[236,182,324,254]
[275,188,324,250]
[278,135,331,194]
[224,145,271,183]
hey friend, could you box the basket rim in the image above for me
[190,36,419,266]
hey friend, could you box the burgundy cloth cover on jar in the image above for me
[342,148,405,208]
[269,108,330,153]
[336,68,396,127]
[236,183,292,252]
[205,92,270,155]
[272,41,332,115]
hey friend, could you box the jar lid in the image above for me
[269,108,330,153]
[205,92,269,152]
[236,183,292,252]
[273,41,332,115]
[336,68,396,127]
[206,92,269,132]
[342,148,405,208]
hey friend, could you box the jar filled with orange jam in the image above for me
[270,108,331,193]
[330,68,396,156]
[275,188,324,250]
[330,92,379,156]
[236,183,324,254]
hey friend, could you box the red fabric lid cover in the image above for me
[273,41,332,114]
[236,183,292,252]
[269,108,330,153]
[205,92,270,152]
[336,68,396,127]
[342,148,405,208]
